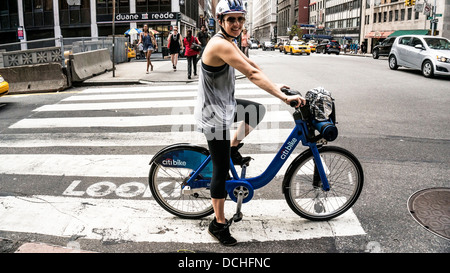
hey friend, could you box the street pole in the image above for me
[431,0,436,36]
[112,0,116,77]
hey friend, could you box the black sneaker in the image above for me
[208,218,237,246]
[231,143,252,166]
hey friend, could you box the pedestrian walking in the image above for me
[183,29,201,79]
[240,28,250,57]
[167,26,183,71]
[139,24,157,74]
[197,25,210,58]
[195,0,305,246]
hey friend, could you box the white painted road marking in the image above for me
[33,98,281,112]
[0,195,366,243]
[9,111,292,128]
[0,153,296,178]
[0,129,294,147]
[63,89,268,102]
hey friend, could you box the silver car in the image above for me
[388,35,450,78]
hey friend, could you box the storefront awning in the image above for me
[388,29,429,37]
[365,31,394,39]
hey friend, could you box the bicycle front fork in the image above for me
[310,144,331,191]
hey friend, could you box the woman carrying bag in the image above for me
[167,26,183,71]
[183,29,201,79]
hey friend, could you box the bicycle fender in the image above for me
[149,143,209,165]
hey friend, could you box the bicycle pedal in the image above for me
[232,212,243,223]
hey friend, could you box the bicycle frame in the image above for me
[184,117,331,202]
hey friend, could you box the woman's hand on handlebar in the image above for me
[285,95,306,108]
[277,84,306,107]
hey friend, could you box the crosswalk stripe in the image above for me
[0,153,297,178]
[0,129,294,147]
[33,98,281,112]
[80,83,258,94]
[63,89,269,102]
[0,195,365,243]
[9,111,292,129]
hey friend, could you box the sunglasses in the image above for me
[225,16,246,24]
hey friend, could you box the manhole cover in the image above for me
[407,187,450,240]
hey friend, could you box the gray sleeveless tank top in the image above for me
[194,33,236,134]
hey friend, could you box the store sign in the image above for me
[98,12,178,23]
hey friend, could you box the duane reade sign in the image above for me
[115,12,177,22]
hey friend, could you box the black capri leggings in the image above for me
[206,99,266,199]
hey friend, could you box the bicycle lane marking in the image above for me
[0,195,365,243]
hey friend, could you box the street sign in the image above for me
[17,26,24,40]
[430,19,438,23]
[435,14,442,17]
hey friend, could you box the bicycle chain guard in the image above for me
[226,181,254,204]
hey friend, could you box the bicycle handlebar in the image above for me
[281,87,302,107]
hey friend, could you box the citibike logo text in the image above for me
[281,138,297,159]
[162,158,187,167]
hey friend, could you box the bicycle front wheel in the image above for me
[284,146,364,221]
[149,144,214,219]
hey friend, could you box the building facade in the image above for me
[0,0,209,50]
[323,0,362,44]
[252,0,277,42]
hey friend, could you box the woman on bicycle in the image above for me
[194,0,305,246]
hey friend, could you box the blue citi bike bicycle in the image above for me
[148,87,363,223]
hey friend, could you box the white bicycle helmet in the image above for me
[216,0,246,18]
[216,0,247,39]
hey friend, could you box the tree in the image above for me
[288,25,303,40]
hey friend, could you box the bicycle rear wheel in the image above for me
[283,146,363,221]
[149,144,214,219]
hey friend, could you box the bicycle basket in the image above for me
[305,87,334,122]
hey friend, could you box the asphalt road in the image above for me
[0,50,448,255]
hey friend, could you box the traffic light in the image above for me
[405,0,411,6]
[411,0,416,5]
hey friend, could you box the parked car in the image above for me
[0,74,9,97]
[372,36,396,59]
[388,35,450,78]
[262,41,275,51]
[250,42,259,49]
[316,40,340,55]
[284,41,311,55]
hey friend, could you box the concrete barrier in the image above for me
[70,48,112,82]
[0,63,69,94]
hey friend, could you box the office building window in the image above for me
[60,0,90,26]
[97,0,129,15]
[0,0,19,30]
[401,9,405,20]
[23,0,53,27]
[407,8,412,20]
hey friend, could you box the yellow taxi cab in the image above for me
[125,42,136,61]
[0,74,9,97]
[307,41,317,53]
[284,41,311,55]
[127,46,136,61]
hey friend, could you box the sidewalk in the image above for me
[80,53,244,86]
